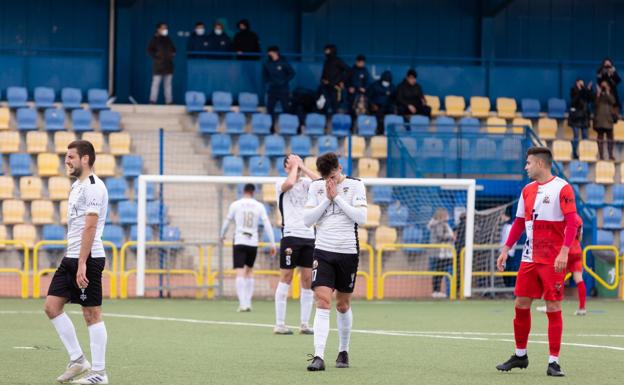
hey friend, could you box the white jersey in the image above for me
[305,177,367,254]
[66,174,108,259]
[276,177,315,239]
[221,197,274,247]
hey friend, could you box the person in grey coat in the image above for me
[147,23,176,104]
[427,208,456,298]
[594,80,617,160]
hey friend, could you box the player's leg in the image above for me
[335,291,352,368]
[244,247,257,311]
[232,245,247,311]
[307,250,335,371]
[541,263,566,377]
[274,239,295,334]
[572,271,586,315]
[298,240,315,334]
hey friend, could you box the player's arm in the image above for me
[303,182,330,227]
[296,156,320,181]
[76,186,104,288]
[260,206,277,257]
[333,180,367,226]
[219,204,235,242]
[555,184,579,272]
[497,191,526,271]
[280,155,300,193]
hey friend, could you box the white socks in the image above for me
[337,308,353,352]
[88,322,107,371]
[549,355,559,364]
[235,276,246,308]
[275,282,289,326]
[51,313,83,361]
[245,278,255,308]
[516,348,527,357]
[313,308,330,359]
[300,288,314,326]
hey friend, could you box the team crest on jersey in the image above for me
[285,248,292,255]
[80,288,87,301]
[542,195,550,204]
[312,260,318,269]
[554,283,561,294]
[343,187,349,193]
[317,189,324,195]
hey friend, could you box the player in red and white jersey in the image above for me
[495,147,579,377]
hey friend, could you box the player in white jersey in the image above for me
[44,140,109,384]
[220,183,276,312]
[273,154,319,335]
[303,153,367,371]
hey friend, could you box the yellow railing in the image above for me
[583,245,620,292]
[376,243,457,300]
[32,240,118,299]
[459,244,518,299]
[0,240,29,298]
[119,241,204,299]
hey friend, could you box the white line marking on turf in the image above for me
[13,346,37,350]
[2,310,624,351]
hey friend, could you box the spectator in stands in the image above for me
[367,70,396,134]
[206,21,232,58]
[347,54,371,115]
[427,208,455,299]
[233,19,260,60]
[396,69,431,118]
[187,22,209,57]
[594,80,617,160]
[597,58,621,110]
[262,46,295,116]
[147,22,176,104]
[318,44,349,114]
[569,78,593,159]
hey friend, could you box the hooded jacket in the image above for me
[233,19,260,58]
[348,65,371,91]
[367,71,395,106]
[321,45,349,86]
[396,78,425,109]
[262,55,295,91]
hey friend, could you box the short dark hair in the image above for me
[407,68,417,78]
[243,183,255,193]
[356,54,366,62]
[267,45,279,53]
[156,22,166,30]
[316,153,340,178]
[195,21,205,27]
[526,146,552,167]
[68,140,96,167]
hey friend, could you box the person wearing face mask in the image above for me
[594,80,617,160]
[233,19,260,61]
[318,44,349,115]
[367,70,396,134]
[147,22,176,104]
[187,22,209,58]
[597,58,621,110]
[206,21,233,59]
[568,79,593,159]
[396,68,431,119]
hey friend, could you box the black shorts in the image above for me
[280,236,315,269]
[233,245,258,268]
[311,248,359,293]
[48,255,106,307]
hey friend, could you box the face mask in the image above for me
[215,29,223,36]
[195,28,205,36]
[382,81,390,87]
[160,29,168,36]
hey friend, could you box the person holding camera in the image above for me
[594,80,617,161]
[568,79,593,159]
[597,58,621,110]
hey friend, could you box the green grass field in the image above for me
[0,298,622,385]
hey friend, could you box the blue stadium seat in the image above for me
[7,87,28,108]
[198,111,219,134]
[122,155,143,177]
[357,115,377,137]
[264,135,286,157]
[458,117,479,133]
[331,113,352,137]
[275,157,287,177]
[305,113,327,136]
[547,97,566,119]
[225,112,245,134]
[88,88,108,110]
[130,225,153,241]
[436,116,456,132]
[501,137,523,163]
[278,113,299,135]
[421,138,444,159]
[9,153,32,176]
[290,135,312,157]
[251,113,272,135]
[0,157,3,175]
[102,225,124,248]
[388,203,409,227]
[34,87,55,109]
[339,156,350,172]
[475,138,497,160]
[133,178,155,201]
[612,184,624,207]
[596,229,614,245]
[99,110,121,133]
[371,186,393,204]
[384,114,404,133]
[402,225,425,244]
[585,183,606,207]
[105,207,113,224]
[249,156,271,176]
[521,98,541,118]
[238,134,260,157]
[44,108,66,131]
[162,226,181,242]
[106,178,128,202]
[42,225,65,249]
[318,135,338,154]
[71,109,93,132]
[238,92,259,112]
[568,161,589,183]
[449,139,471,164]
[212,91,233,112]
[602,206,622,230]
[118,200,138,225]
[223,156,244,176]
[147,200,167,225]
[409,115,430,131]
[211,134,232,157]
[185,91,206,112]
[61,88,82,109]
[16,108,38,131]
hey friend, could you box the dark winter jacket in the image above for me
[147,35,176,75]
[233,20,260,60]
[321,47,349,86]
[187,32,209,56]
[348,66,371,92]
[396,79,426,110]
[262,56,295,91]
[206,32,233,54]
[367,71,395,106]
[568,86,593,128]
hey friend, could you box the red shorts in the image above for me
[567,253,583,273]
[514,262,565,301]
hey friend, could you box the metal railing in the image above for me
[0,240,29,299]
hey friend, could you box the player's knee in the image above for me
[514,297,532,309]
[336,302,350,313]
[280,271,293,284]
[545,301,562,312]
[82,308,101,325]
[44,302,62,319]
[315,296,331,309]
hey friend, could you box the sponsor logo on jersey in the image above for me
[343,187,349,193]
[312,260,318,269]
[542,195,550,204]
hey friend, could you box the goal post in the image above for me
[135,175,477,299]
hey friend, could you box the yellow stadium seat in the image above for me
[2,199,26,224]
[496,97,517,119]
[31,200,54,225]
[0,131,20,153]
[37,153,60,177]
[304,156,318,173]
[552,140,572,162]
[444,95,465,118]
[48,176,71,200]
[59,200,68,224]
[470,96,491,118]
[262,183,277,204]
[357,227,369,245]
[0,224,7,249]
[614,120,624,141]
[374,225,397,247]
[537,118,558,140]
[364,204,380,228]
[12,224,37,249]
[425,95,441,117]
[344,135,365,159]
[26,131,49,154]
[82,132,104,153]
[578,140,599,162]
[0,107,10,129]
[19,176,43,200]
[595,161,615,184]
[358,158,380,178]
[54,131,76,154]
[511,118,532,134]
[109,132,131,155]
[95,154,116,177]
[370,136,387,159]
[0,176,15,199]
[486,117,507,134]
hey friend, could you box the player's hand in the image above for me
[269,246,277,257]
[496,250,508,272]
[326,178,337,200]
[554,251,568,273]
[76,262,89,289]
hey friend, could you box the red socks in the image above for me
[547,311,563,357]
[513,307,531,350]
[577,281,586,310]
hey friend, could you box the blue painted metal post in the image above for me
[347,132,353,176]
[158,128,165,298]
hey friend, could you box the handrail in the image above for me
[459,244,519,299]
[583,245,620,291]
[0,240,29,298]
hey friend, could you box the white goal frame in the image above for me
[136,175,476,298]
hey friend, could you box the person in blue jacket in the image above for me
[205,21,232,59]
[347,54,371,112]
[186,22,209,58]
[262,46,295,116]
[367,70,396,134]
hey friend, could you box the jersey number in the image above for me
[243,211,255,228]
